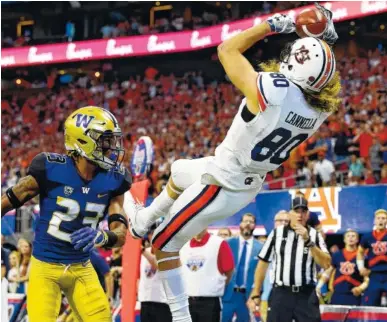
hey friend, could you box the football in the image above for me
[295,8,328,38]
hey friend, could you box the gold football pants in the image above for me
[27,256,111,322]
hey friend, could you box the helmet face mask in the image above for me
[92,130,125,170]
[65,106,125,170]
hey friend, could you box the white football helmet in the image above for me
[279,37,336,93]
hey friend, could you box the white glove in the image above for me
[266,14,295,34]
[315,2,338,45]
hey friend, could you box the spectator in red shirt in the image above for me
[353,122,374,161]
[180,229,234,322]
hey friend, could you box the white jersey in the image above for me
[203,72,330,191]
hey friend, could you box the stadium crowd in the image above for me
[2,48,387,197]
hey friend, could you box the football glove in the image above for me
[267,14,295,34]
[70,227,107,252]
[315,2,338,45]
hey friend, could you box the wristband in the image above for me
[251,294,261,300]
[6,187,23,209]
[108,213,128,229]
[94,230,118,248]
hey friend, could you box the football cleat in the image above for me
[124,193,147,239]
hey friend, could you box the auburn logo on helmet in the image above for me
[294,45,311,65]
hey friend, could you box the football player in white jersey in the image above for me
[125,6,340,322]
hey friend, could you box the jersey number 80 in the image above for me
[252,74,307,165]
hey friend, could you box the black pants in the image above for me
[189,296,221,322]
[267,286,321,322]
[140,301,172,322]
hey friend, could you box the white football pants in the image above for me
[152,157,263,252]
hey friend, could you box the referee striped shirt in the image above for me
[258,224,329,287]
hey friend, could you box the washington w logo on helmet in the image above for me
[75,114,95,128]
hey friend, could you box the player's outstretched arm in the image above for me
[217,22,270,114]
[218,15,294,114]
[1,175,40,217]
[106,194,128,247]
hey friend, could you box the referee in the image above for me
[249,197,331,322]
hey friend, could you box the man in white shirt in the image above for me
[313,151,336,186]
[180,229,234,322]
[138,224,172,322]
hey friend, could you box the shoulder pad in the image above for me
[28,153,47,172]
[110,167,132,197]
[114,166,132,184]
[257,72,289,111]
[44,152,67,165]
[27,152,48,189]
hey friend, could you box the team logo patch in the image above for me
[371,241,387,256]
[339,261,355,275]
[186,256,205,272]
[64,186,74,196]
[294,45,311,65]
[245,177,254,186]
[75,114,95,128]
[289,187,342,233]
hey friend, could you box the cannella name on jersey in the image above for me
[285,111,318,130]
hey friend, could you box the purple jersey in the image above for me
[360,230,387,273]
[332,249,362,293]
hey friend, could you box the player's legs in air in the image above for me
[150,180,262,322]
[126,154,210,238]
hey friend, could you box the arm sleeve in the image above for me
[256,72,289,112]
[258,229,276,262]
[111,167,132,198]
[316,232,329,254]
[217,240,235,274]
[26,152,47,190]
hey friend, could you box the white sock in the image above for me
[137,188,175,228]
[158,267,192,322]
